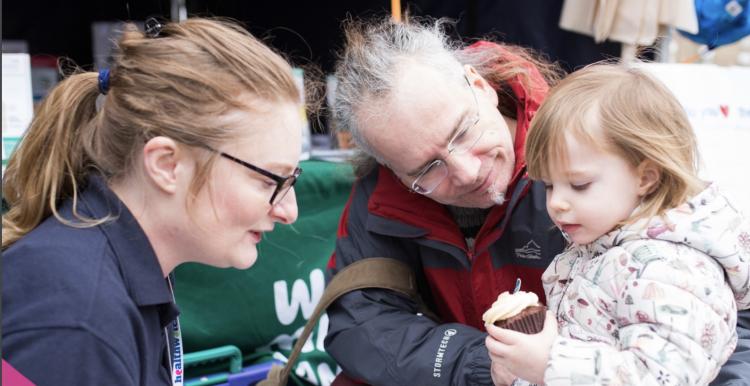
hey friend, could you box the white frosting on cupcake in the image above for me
[482,290,539,325]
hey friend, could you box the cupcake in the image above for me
[482,290,546,334]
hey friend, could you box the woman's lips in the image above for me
[249,231,263,243]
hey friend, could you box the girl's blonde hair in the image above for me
[526,64,704,223]
[2,18,300,249]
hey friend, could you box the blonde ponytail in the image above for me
[3,72,101,248]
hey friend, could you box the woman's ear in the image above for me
[637,160,661,197]
[142,136,187,194]
[464,64,498,107]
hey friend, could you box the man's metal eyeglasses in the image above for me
[410,75,485,195]
[215,151,302,206]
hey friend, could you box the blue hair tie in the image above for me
[98,68,110,95]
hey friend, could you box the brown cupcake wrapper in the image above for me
[494,306,546,334]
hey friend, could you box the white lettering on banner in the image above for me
[315,312,328,351]
[300,324,315,353]
[317,362,340,386]
[263,332,294,351]
[295,361,318,385]
[269,269,338,386]
[259,314,330,353]
[273,269,325,325]
[261,325,304,352]
[433,329,457,378]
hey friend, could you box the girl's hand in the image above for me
[490,361,517,386]
[485,311,558,385]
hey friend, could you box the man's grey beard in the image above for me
[488,183,506,205]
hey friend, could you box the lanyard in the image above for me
[165,275,184,386]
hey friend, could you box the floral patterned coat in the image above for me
[542,184,750,386]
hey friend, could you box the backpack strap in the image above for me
[259,257,432,386]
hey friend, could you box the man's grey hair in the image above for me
[332,17,467,167]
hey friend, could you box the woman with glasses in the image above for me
[2,18,303,385]
[324,16,750,386]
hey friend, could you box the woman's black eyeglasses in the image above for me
[215,151,302,206]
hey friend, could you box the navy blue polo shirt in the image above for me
[2,175,179,385]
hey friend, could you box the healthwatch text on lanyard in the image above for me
[166,275,184,386]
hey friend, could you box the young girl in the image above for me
[3,18,303,385]
[485,64,750,385]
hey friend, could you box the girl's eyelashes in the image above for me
[541,180,591,192]
[571,182,591,191]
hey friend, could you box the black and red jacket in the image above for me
[324,42,566,386]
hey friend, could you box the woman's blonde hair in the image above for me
[2,18,300,249]
[526,64,704,223]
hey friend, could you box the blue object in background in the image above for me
[680,0,750,49]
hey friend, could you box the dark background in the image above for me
[3,0,621,134]
[3,0,620,73]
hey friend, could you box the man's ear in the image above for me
[464,64,498,107]
[637,160,661,197]
[142,136,186,194]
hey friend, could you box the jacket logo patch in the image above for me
[432,329,457,378]
[515,240,542,260]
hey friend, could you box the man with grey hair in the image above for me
[324,16,750,386]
